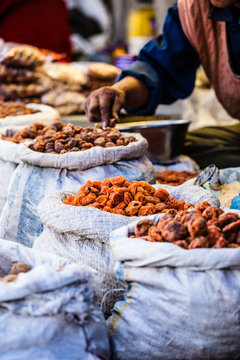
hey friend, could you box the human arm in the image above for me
[85,2,200,125]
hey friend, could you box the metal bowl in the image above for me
[117,119,190,164]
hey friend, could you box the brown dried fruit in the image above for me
[125,201,142,216]
[134,219,154,237]
[138,204,155,216]
[10,262,30,275]
[134,192,147,204]
[160,220,187,242]
[3,274,18,282]
[202,206,224,220]
[194,201,211,214]
[148,226,163,242]
[104,141,115,148]
[54,141,64,153]
[173,240,189,249]
[189,236,209,249]
[4,121,137,155]
[94,137,106,146]
[132,205,240,250]
[154,188,169,201]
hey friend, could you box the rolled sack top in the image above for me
[16,132,148,170]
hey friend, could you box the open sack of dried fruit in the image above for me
[0,108,59,215]
[0,102,59,132]
[107,203,240,360]
[0,239,110,360]
[33,177,219,316]
[0,124,155,247]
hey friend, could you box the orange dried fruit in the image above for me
[154,188,169,201]
[125,201,142,216]
[81,193,96,206]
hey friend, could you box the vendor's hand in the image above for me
[85,86,125,128]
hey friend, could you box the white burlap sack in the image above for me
[34,225,126,318]
[108,214,240,360]
[17,132,148,170]
[0,139,19,214]
[0,239,110,360]
[0,132,155,246]
[0,104,59,215]
[0,103,59,133]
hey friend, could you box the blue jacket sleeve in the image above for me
[118,2,200,115]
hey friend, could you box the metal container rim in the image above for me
[117,119,190,130]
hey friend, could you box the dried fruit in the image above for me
[3,122,137,154]
[63,176,194,217]
[0,262,30,283]
[10,262,30,275]
[131,202,240,250]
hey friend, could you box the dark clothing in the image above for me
[118,2,240,168]
[0,0,72,59]
[119,2,240,116]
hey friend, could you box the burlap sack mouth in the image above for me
[110,213,240,270]
[17,132,148,170]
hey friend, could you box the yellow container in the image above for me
[126,4,157,55]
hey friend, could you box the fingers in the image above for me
[98,89,114,127]
[112,94,124,124]
[85,93,101,123]
[85,87,124,128]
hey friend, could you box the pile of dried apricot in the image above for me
[63,176,194,216]
[131,201,240,249]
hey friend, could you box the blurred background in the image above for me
[0,0,233,127]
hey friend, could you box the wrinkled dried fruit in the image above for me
[63,176,193,217]
[3,274,17,282]
[10,262,30,275]
[132,203,240,250]
[4,121,137,154]
[134,219,154,237]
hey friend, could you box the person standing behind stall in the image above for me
[0,0,72,60]
[85,0,240,168]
